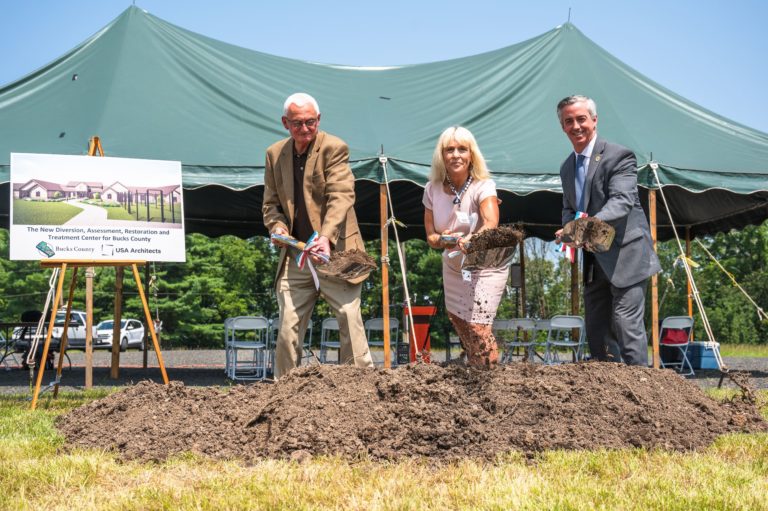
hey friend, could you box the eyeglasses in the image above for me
[287,118,318,129]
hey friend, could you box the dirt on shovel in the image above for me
[465,225,524,254]
[560,217,615,253]
[317,249,377,281]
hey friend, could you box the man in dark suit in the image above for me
[555,95,661,366]
[263,92,373,378]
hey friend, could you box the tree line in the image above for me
[1,223,766,348]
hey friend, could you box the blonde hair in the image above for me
[429,126,491,184]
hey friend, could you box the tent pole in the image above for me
[380,183,391,368]
[519,239,526,318]
[686,227,693,322]
[649,189,660,369]
[570,250,579,316]
[378,156,419,361]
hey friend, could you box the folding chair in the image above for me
[659,315,694,376]
[319,318,340,364]
[544,315,586,364]
[224,317,234,374]
[225,316,269,381]
[364,317,399,366]
[493,318,538,363]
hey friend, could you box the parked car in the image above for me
[13,309,87,352]
[50,310,91,349]
[93,319,145,351]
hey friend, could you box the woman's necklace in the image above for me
[446,175,473,204]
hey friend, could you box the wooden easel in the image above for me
[31,261,169,409]
[30,137,170,409]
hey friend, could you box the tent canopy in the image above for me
[2,6,767,240]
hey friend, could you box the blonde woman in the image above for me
[422,126,507,368]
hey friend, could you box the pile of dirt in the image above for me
[57,362,766,463]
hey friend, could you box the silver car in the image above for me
[94,319,145,351]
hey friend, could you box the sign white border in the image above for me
[10,153,186,262]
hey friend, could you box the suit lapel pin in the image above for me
[594,155,601,162]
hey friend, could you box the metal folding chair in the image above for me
[544,315,586,364]
[493,318,538,363]
[364,317,399,366]
[319,318,340,364]
[225,316,269,381]
[659,315,695,376]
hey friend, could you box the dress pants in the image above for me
[583,261,649,366]
[274,259,373,379]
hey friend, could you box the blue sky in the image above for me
[2,0,767,133]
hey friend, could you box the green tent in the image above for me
[2,6,767,240]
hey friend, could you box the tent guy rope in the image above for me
[650,163,726,372]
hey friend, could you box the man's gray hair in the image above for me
[283,92,320,116]
[556,95,597,123]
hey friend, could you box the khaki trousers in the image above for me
[274,259,373,379]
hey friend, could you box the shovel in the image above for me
[559,217,615,253]
[271,233,375,281]
[444,225,524,271]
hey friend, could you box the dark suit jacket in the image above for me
[262,130,366,283]
[560,137,661,288]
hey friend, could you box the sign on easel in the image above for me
[9,153,185,262]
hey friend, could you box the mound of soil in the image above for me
[57,363,766,463]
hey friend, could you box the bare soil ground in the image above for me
[56,361,767,463]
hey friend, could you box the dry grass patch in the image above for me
[1,390,766,510]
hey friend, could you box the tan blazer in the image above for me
[262,131,366,283]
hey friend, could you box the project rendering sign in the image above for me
[10,153,186,262]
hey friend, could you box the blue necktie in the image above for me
[574,154,586,211]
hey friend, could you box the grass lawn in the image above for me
[105,204,135,221]
[1,389,766,510]
[124,202,181,223]
[13,199,83,225]
[719,344,768,358]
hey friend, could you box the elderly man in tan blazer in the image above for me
[263,92,373,379]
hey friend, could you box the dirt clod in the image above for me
[560,217,615,252]
[56,362,767,463]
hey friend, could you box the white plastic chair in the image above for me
[319,318,340,364]
[659,316,695,376]
[493,318,538,363]
[226,316,269,381]
[365,317,399,366]
[544,315,586,364]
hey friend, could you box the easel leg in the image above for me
[132,264,169,384]
[31,264,67,410]
[54,268,79,397]
[111,267,124,379]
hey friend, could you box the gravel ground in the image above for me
[1,348,766,396]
